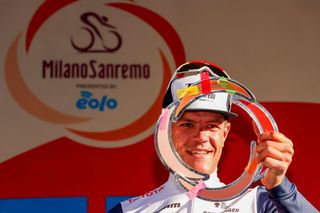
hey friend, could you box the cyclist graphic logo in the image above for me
[71,11,122,53]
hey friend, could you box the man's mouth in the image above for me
[188,150,213,158]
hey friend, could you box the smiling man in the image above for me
[108,61,317,213]
[171,110,230,176]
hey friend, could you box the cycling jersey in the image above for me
[108,172,318,213]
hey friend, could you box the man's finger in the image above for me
[258,131,293,147]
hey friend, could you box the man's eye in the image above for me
[180,123,193,128]
[207,124,218,130]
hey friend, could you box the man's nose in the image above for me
[194,130,209,143]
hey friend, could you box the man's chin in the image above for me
[189,164,214,175]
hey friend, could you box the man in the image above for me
[109,61,318,212]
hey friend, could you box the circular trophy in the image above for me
[155,76,278,201]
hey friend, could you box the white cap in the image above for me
[169,74,237,119]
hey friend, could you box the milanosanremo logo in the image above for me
[4,0,186,148]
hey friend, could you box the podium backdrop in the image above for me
[1,0,319,212]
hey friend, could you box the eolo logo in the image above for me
[5,0,186,148]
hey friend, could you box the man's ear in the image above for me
[223,121,231,138]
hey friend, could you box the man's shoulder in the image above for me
[118,179,187,212]
[107,185,166,213]
[122,184,166,206]
[107,184,168,213]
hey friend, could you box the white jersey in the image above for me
[121,173,258,213]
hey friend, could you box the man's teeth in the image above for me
[191,151,209,154]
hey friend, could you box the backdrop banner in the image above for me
[1,1,319,212]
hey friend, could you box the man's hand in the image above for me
[255,131,294,189]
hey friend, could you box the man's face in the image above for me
[171,111,231,174]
